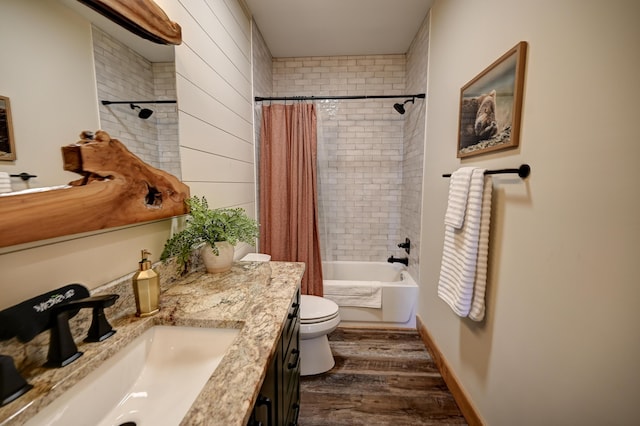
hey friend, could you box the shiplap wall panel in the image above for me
[186,0,251,81]
[157,0,255,214]
[219,0,252,41]
[177,45,252,122]
[178,113,254,162]
[185,182,256,212]
[177,75,253,145]
[170,4,252,100]
[180,147,254,182]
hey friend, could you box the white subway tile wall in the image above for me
[273,55,407,262]
[152,62,181,178]
[254,15,429,267]
[252,23,274,100]
[93,27,181,178]
[402,13,430,280]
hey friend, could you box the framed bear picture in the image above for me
[457,41,527,158]
[0,95,16,161]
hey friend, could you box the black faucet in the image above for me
[0,355,32,407]
[46,294,119,368]
[387,255,408,266]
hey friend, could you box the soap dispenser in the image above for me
[132,249,160,317]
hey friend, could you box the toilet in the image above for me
[300,295,340,376]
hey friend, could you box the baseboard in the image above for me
[337,322,415,330]
[416,315,484,426]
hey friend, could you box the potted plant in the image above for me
[160,196,259,273]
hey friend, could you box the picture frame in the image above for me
[0,95,16,161]
[457,41,527,158]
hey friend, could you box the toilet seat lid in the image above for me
[301,295,339,321]
[301,311,339,325]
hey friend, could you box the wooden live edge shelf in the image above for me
[0,131,190,249]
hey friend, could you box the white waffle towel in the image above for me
[0,172,12,194]
[468,174,492,321]
[444,167,474,229]
[323,280,382,308]
[438,168,492,320]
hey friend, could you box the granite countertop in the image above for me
[0,261,305,426]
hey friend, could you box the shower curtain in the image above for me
[259,103,323,296]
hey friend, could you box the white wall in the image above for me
[158,0,256,216]
[420,0,640,424]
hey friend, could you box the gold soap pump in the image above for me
[132,249,160,317]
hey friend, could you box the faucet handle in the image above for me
[45,294,120,368]
[78,294,119,342]
[0,355,33,407]
[397,238,411,254]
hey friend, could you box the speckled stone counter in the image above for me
[0,261,304,426]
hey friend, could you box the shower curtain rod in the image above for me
[254,93,426,102]
[101,100,177,105]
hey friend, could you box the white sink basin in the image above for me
[25,325,239,426]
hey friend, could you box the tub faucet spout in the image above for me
[387,255,408,266]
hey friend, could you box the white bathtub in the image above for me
[322,261,418,328]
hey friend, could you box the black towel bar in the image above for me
[9,173,37,181]
[442,164,530,179]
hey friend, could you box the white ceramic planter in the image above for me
[200,241,234,273]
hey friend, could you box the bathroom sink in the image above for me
[25,325,239,426]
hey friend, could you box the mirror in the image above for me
[0,0,185,250]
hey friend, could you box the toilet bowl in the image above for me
[300,295,340,376]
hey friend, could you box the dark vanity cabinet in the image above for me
[249,289,300,426]
[281,289,301,426]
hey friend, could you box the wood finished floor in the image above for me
[299,327,467,426]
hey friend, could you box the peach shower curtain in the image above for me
[259,103,323,296]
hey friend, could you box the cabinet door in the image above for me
[283,322,300,426]
[281,293,300,362]
[282,290,300,426]
[248,289,300,426]
[250,344,278,426]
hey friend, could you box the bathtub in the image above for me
[322,261,418,328]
